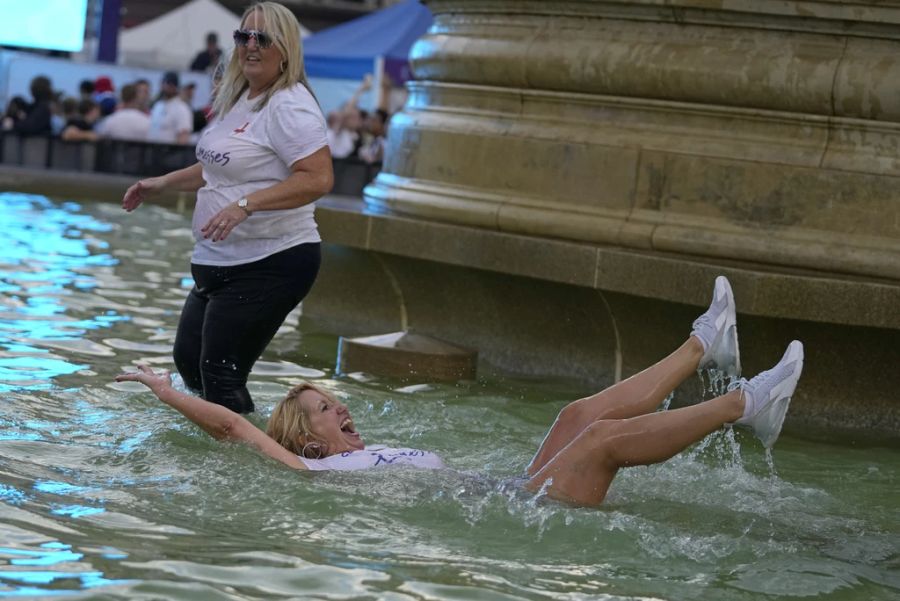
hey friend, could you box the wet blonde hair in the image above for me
[212,1,314,116]
[266,382,338,459]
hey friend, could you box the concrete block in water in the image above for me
[337,331,478,382]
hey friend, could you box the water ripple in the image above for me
[0,192,896,600]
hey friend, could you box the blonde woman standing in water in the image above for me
[121,2,332,415]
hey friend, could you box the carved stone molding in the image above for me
[367,0,900,281]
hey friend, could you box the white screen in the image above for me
[0,0,89,52]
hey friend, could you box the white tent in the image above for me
[119,0,309,71]
[119,0,239,70]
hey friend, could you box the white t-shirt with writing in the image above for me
[300,445,446,471]
[191,84,328,266]
[96,108,151,141]
[147,97,193,143]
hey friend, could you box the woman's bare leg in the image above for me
[526,337,703,476]
[525,390,744,506]
[525,340,804,507]
[526,276,740,476]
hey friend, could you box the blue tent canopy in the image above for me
[303,0,433,83]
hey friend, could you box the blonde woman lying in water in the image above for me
[116,276,804,506]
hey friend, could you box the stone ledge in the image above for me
[1,166,896,331]
[317,196,900,331]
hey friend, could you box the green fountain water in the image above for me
[0,192,896,600]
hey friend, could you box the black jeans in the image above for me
[173,242,321,413]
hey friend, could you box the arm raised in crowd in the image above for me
[340,74,373,117]
[376,73,392,115]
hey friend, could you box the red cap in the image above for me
[94,76,114,94]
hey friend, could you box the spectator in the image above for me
[4,76,55,135]
[59,97,79,124]
[326,111,342,144]
[190,32,222,72]
[358,108,387,163]
[179,82,208,135]
[79,79,95,102]
[327,75,371,159]
[133,78,152,114]
[2,96,28,131]
[180,81,196,107]
[147,71,193,145]
[358,75,392,164]
[95,84,151,141]
[49,91,66,135]
[93,76,118,117]
[201,60,227,123]
[61,99,100,142]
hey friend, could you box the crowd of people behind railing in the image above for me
[3,66,392,163]
[0,59,390,193]
[2,72,206,146]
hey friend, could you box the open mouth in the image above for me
[340,417,359,438]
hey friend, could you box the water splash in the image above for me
[698,367,739,399]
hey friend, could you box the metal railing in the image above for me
[0,133,380,197]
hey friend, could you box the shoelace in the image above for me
[731,360,797,414]
[692,312,713,332]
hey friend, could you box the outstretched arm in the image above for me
[122,163,205,212]
[340,74,373,115]
[115,365,308,470]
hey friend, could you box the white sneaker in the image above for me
[691,276,741,377]
[733,340,804,448]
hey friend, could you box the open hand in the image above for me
[115,364,172,393]
[201,202,249,242]
[122,177,164,212]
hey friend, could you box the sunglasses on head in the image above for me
[233,29,274,49]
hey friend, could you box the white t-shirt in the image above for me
[147,97,193,143]
[300,445,446,471]
[191,84,328,266]
[359,135,385,164]
[96,108,151,141]
[327,127,357,159]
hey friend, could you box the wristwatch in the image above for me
[237,197,252,216]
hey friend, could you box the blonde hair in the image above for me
[212,1,314,117]
[266,382,339,459]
